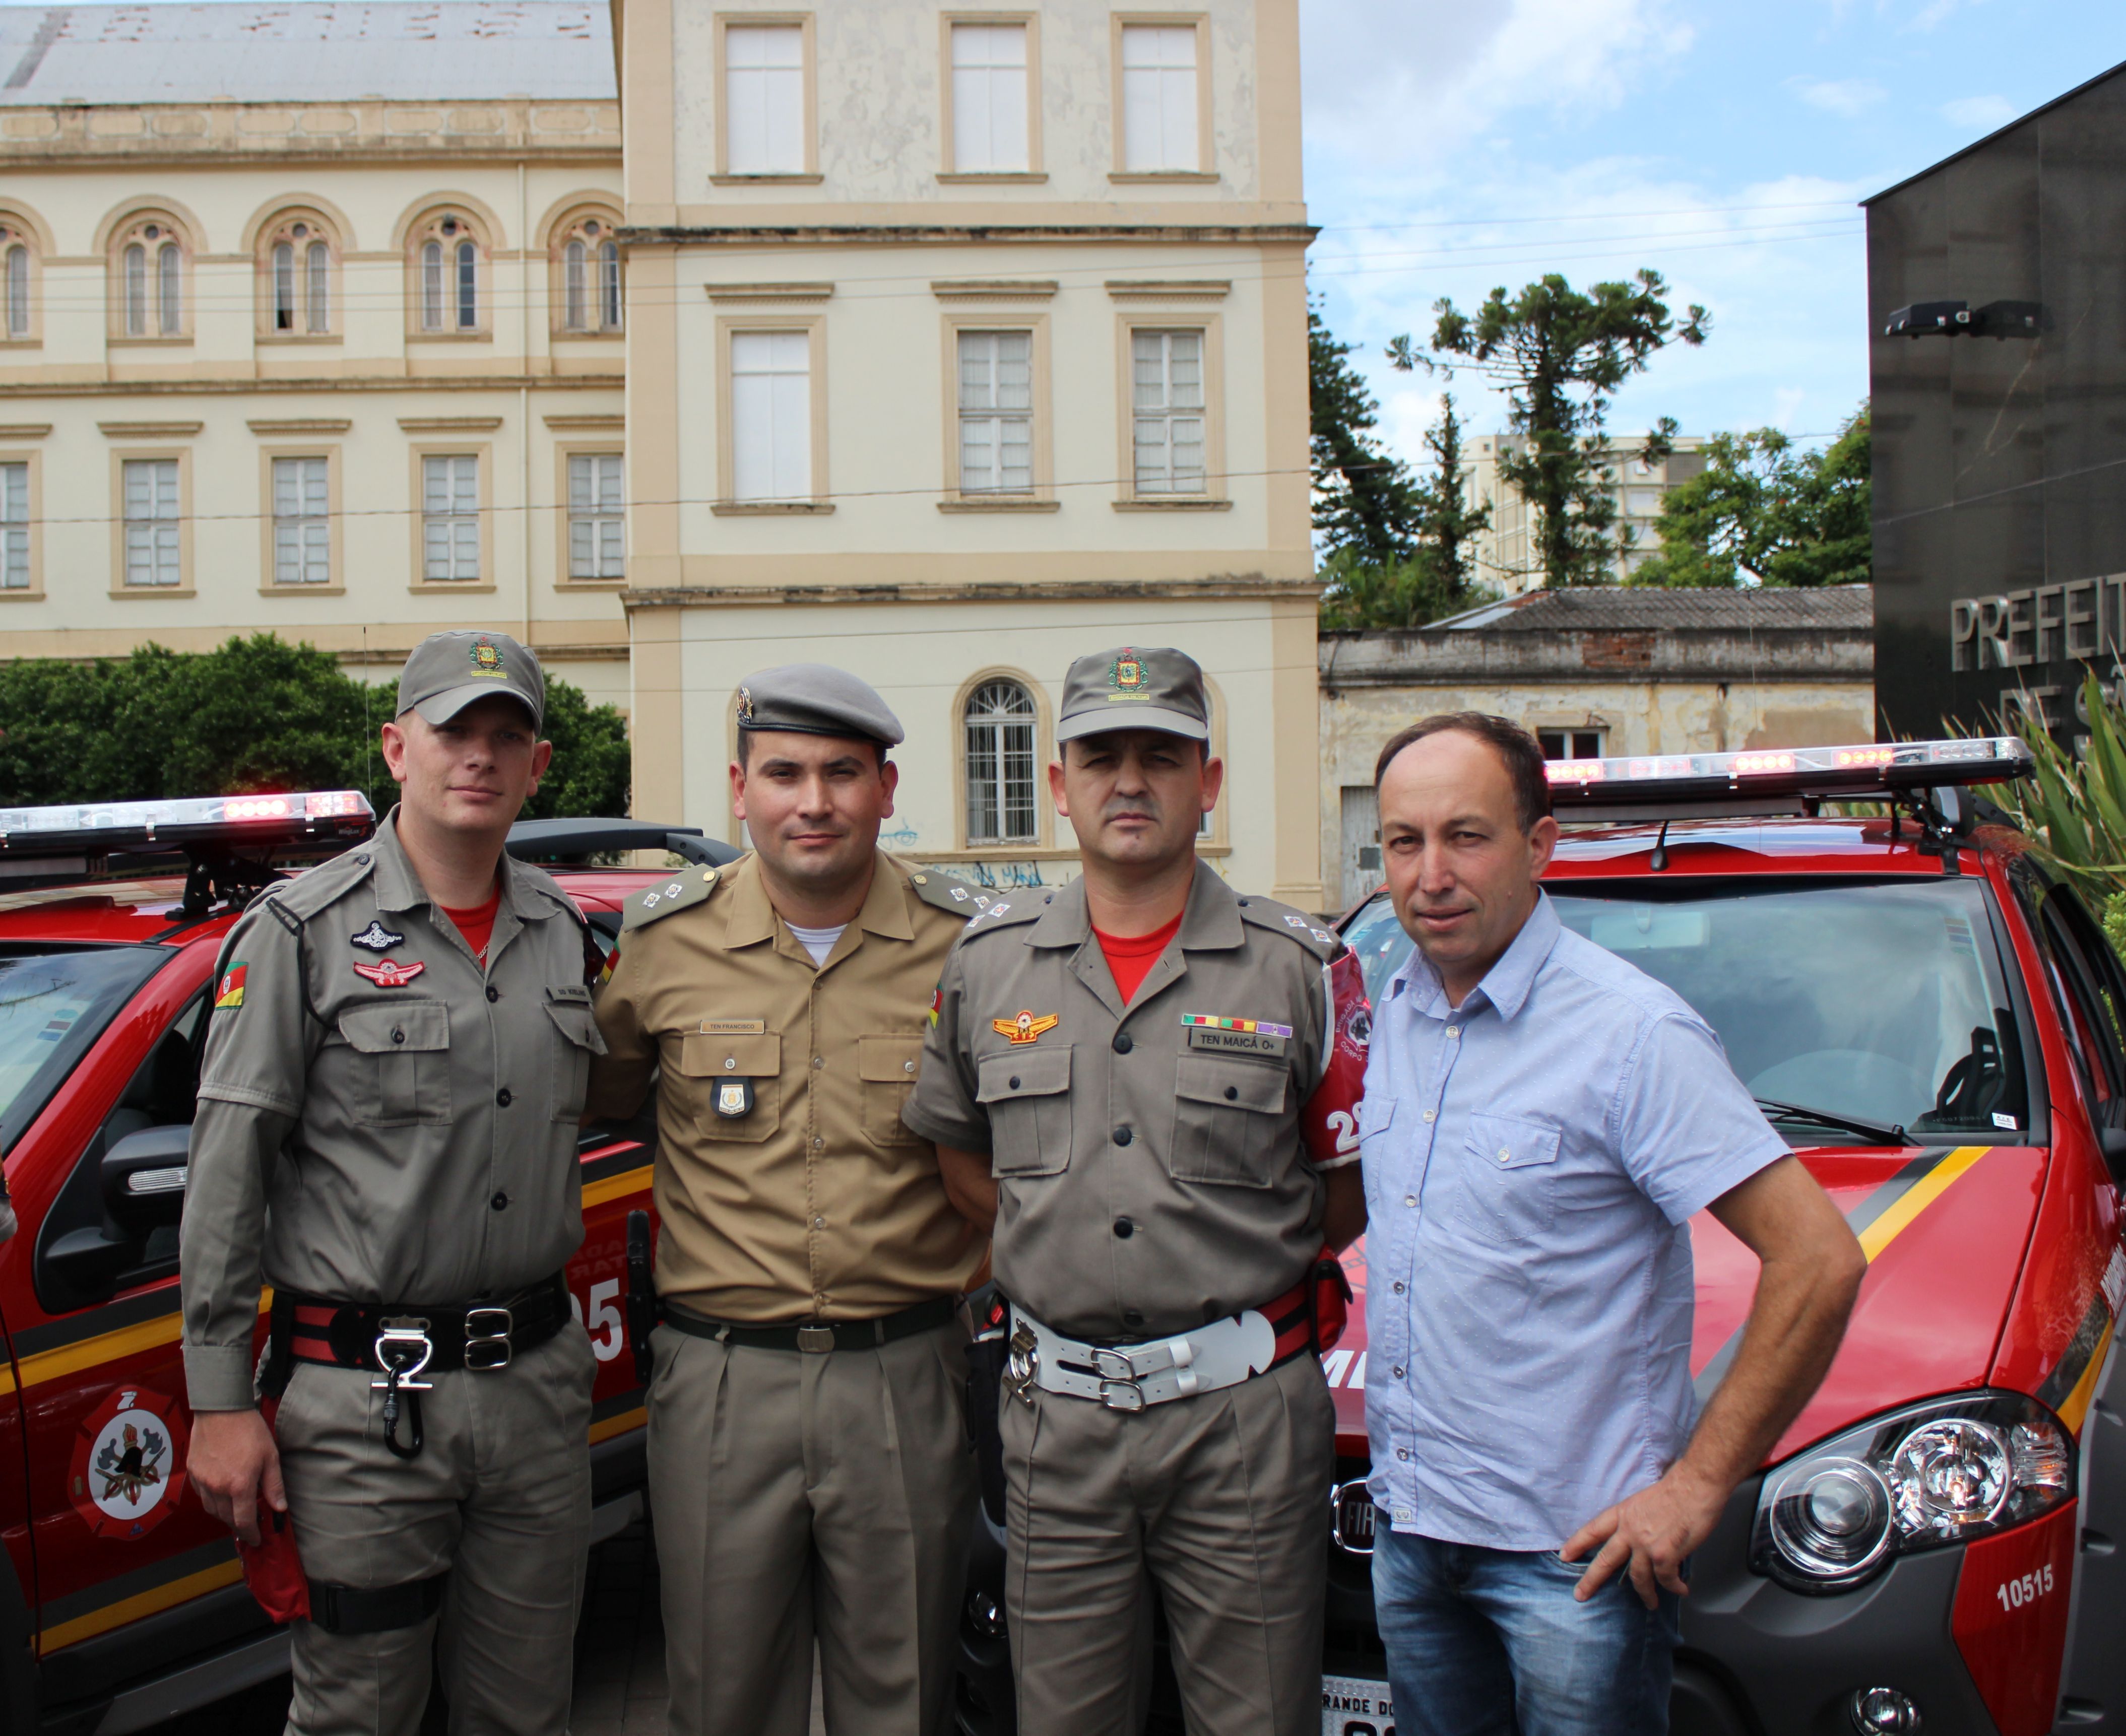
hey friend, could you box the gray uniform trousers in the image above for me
[276,1327,595,1736]
[1002,1353,1335,1736]
[647,1317,976,1736]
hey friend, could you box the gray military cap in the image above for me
[398,630,545,731]
[1056,646,1210,744]
[735,663,905,747]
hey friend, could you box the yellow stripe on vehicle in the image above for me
[38,1558,244,1655]
[11,1288,273,1395]
[583,1164,652,1213]
[1855,1145,1989,1262]
[2055,1324,2112,1436]
[589,1405,646,1446]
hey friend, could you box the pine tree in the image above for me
[1310,300,1424,565]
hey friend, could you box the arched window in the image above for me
[260,213,337,336]
[110,214,188,339]
[551,209,623,335]
[3,224,31,340]
[409,210,488,335]
[964,678,1040,845]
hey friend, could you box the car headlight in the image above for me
[1751,1390,2074,1594]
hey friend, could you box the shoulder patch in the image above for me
[906,870,993,921]
[1235,896,1342,960]
[961,895,1045,937]
[251,844,379,925]
[622,866,723,932]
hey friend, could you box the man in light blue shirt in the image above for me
[1360,713,1864,1736]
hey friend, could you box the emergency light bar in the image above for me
[1543,738,2031,821]
[0,790,375,858]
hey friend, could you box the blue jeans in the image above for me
[1371,1528,1681,1736]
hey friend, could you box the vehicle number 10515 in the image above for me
[1995,1564,2056,1613]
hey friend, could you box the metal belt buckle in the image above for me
[1099,1377,1147,1412]
[796,1324,836,1354]
[371,1318,434,1390]
[1092,1346,1141,1382]
[464,1306,513,1372]
[1003,1321,1040,1408]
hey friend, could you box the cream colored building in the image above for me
[0,4,632,709]
[615,0,1322,904]
[1467,432,1709,593]
[1319,585,1876,908]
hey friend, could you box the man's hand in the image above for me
[937,1144,998,1234]
[188,1408,285,1547]
[1561,1461,1726,1608]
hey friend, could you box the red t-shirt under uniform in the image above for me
[441,885,503,968]
[1093,911,1185,1005]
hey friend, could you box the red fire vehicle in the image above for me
[0,794,706,1733]
[952,737,2126,1736]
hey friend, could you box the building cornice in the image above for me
[0,376,622,399]
[620,223,1319,248]
[1317,627,1874,688]
[622,576,1323,611]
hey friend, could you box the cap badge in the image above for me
[1110,649,1146,691]
[992,1010,1061,1046]
[469,635,507,679]
[736,685,755,724]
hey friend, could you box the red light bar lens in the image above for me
[1544,761,1606,784]
[1732,752,1796,775]
[1836,748,1896,768]
[223,796,292,821]
[303,792,365,818]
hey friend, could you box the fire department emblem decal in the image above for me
[71,1387,187,1540]
[470,636,507,677]
[1109,649,1146,692]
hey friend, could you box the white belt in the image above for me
[1006,1304,1278,1412]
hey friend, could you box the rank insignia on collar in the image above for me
[353,959,427,989]
[714,1079,755,1118]
[350,920,406,953]
[992,1010,1060,1046]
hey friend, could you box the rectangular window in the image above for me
[1537,729,1604,761]
[951,23,1029,171]
[272,456,331,586]
[1120,23,1198,171]
[421,454,481,582]
[121,458,181,587]
[958,330,1033,494]
[725,24,806,174]
[1130,329,1205,493]
[568,453,625,579]
[730,330,812,501]
[0,461,26,590]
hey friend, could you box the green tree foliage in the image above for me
[0,634,631,819]
[1391,269,1707,590]
[1632,405,1872,588]
[1310,299,1424,565]
[1984,671,2126,954]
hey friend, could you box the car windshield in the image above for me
[0,945,171,1156]
[1341,878,2030,1143]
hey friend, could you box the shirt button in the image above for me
[724,1058,737,1071]
[811,1137,824,1151]
[1393,1281,1405,1294]
[1422,1109,1435,1122]
[496,1088,512,1107]
[1403,1195,1417,1209]
[486,985,499,1004]
[1396,1448,1410,1461]
[1113,1217,1134,1239]
[812,1054,824,1069]
[1222,1086,1238,1101]
[1498,1148,1511,1163]
[904,1060,916,1074]
[490,1191,508,1211]
[1445,1026,1460,1039]
[1392,1366,1405,1380]
[1008,1076,1021,1091]
[1113,1032,1133,1054]
[1114,1126,1133,1147]
[391,1029,405,1045]
[813,1215,825,1229]
[1123,1308,1145,1328]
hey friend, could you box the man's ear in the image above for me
[878,758,899,818]
[1527,814,1561,878]
[729,760,748,823]
[1047,757,1071,820]
[379,719,411,787]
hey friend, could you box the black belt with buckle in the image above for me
[660,1294,960,1353]
[272,1272,571,1377]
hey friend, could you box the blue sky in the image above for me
[1301,0,2126,464]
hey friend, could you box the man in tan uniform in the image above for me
[182,631,604,1736]
[906,646,1370,1736]
[588,664,987,1736]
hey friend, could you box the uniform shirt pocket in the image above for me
[1454,1112,1563,1246]
[975,1047,1073,1178]
[858,1034,925,1150]
[544,986,608,1124]
[1169,1055,1289,1188]
[338,1001,452,1128]
[677,1030,782,1144]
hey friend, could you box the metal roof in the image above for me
[1425,584,1873,635]
[0,3,615,106]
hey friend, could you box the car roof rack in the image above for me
[0,791,377,915]
[504,818,743,868]
[1544,738,2032,824]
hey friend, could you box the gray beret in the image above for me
[734,663,905,747]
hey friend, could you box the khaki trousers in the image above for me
[1002,1352,1335,1736]
[647,1316,976,1736]
[274,1326,595,1736]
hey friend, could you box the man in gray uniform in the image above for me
[906,646,1369,1736]
[182,630,604,1736]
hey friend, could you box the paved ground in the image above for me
[161,1516,830,1736]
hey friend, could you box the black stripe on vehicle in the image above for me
[11,1288,180,1361]
[37,1538,237,1630]
[2036,1293,2113,1415]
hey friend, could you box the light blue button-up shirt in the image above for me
[1361,893,1788,1552]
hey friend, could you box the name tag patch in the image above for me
[1182,1013,1291,1056]
[699,1018,766,1035]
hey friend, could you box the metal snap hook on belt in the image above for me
[1003,1321,1040,1409]
[372,1319,433,1461]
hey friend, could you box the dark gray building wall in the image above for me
[1866,58,2126,745]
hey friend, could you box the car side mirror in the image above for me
[101,1123,191,1235]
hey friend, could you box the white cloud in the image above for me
[1793,78,1888,117]
[1939,93,2020,130]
